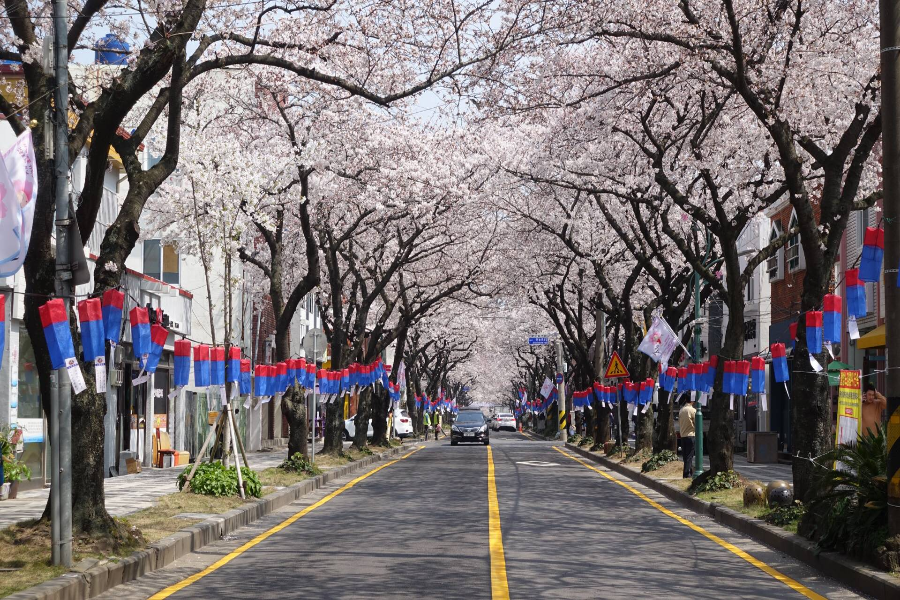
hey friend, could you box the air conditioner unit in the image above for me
[111,368,124,387]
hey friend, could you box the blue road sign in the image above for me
[555,373,563,384]
[528,337,549,345]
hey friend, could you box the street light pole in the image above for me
[51,0,73,567]
[879,0,900,535]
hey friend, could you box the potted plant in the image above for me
[2,457,31,499]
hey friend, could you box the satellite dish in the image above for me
[302,328,327,359]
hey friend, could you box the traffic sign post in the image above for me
[528,337,550,346]
[604,351,629,379]
[555,373,563,384]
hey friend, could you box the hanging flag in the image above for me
[174,339,191,387]
[845,268,867,323]
[240,359,251,395]
[0,294,5,371]
[823,294,842,345]
[659,367,677,392]
[129,307,150,365]
[254,364,266,397]
[0,130,37,278]
[723,361,736,395]
[789,321,798,349]
[40,299,86,393]
[210,347,225,386]
[771,343,789,383]
[706,356,718,392]
[750,357,765,394]
[77,298,104,364]
[638,315,680,366]
[101,289,124,344]
[341,368,350,393]
[227,347,241,383]
[276,362,288,394]
[194,344,210,387]
[859,226,884,282]
[78,298,106,394]
[735,361,750,395]
[144,324,167,373]
[806,311,823,354]
[677,367,687,393]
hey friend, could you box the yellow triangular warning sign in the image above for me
[604,351,630,379]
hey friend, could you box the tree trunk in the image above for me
[282,386,308,459]
[635,405,653,452]
[617,397,629,445]
[322,399,344,455]
[707,297,744,475]
[594,403,610,447]
[653,389,677,453]
[791,279,833,500]
[353,388,371,449]
[370,387,389,446]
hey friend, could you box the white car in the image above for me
[343,417,374,440]
[492,413,516,432]
[392,409,413,438]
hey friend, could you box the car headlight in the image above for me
[479,425,487,432]
[452,425,461,433]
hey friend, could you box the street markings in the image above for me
[515,460,560,467]
[148,446,426,599]
[552,447,827,600]
[486,445,510,600]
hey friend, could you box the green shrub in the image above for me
[279,453,322,476]
[642,450,678,473]
[799,426,888,561]
[764,502,806,527]
[579,436,594,448]
[569,434,582,446]
[177,462,262,498]
[692,470,741,493]
[605,444,628,457]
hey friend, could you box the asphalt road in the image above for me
[99,433,864,600]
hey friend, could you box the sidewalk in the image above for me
[0,447,294,531]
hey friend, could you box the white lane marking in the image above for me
[515,460,560,467]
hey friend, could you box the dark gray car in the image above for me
[451,409,489,445]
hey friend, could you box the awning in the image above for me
[856,324,885,350]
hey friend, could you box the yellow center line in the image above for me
[487,445,510,600]
[149,446,425,599]
[552,447,827,600]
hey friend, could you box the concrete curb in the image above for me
[7,445,412,600]
[564,443,900,600]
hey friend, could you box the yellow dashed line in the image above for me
[552,447,827,600]
[150,447,425,599]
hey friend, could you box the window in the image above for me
[744,319,757,341]
[746,276,754,302]
[858,207,870,249]
[768,222,784,281]
[143,239,180,284]
[786,211,804,272]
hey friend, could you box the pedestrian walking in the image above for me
[678,397,697,479]
[862,383,887,437]
[423,411,431,440]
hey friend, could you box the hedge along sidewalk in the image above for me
[5,445,414,600]
[564,443,900,600]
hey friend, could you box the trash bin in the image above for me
[747,432,778,463]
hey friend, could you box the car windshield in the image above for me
[499,414,513,418]
[400,410,409,418]
[456,411,485,424]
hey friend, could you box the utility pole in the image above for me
[555,338,566,443]
[594,307,606,444]
[880,0,900,535]
[693,268,704,479]
[51,0,72,567]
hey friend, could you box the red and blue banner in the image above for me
[659,367,677,392]
[254,364,266,397]
[194,344,210,387]
[276,362,288,394]
[0,295,5,371]
[101,289,124,344]
[174,339,191,387]
[227,347,240,383]
[823,294,842,344]
[210,347,225,386]
[706,356,718,392]
[859,226,884,282]
[129,306,150,364]
[41,298,75,370]
[750,356,765,394]
[144,324,167,373]
[239,359,251,395]
[806,311,823,354]
[771,343,789,383]
[77,298,104,363]
[845,268,867,319]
